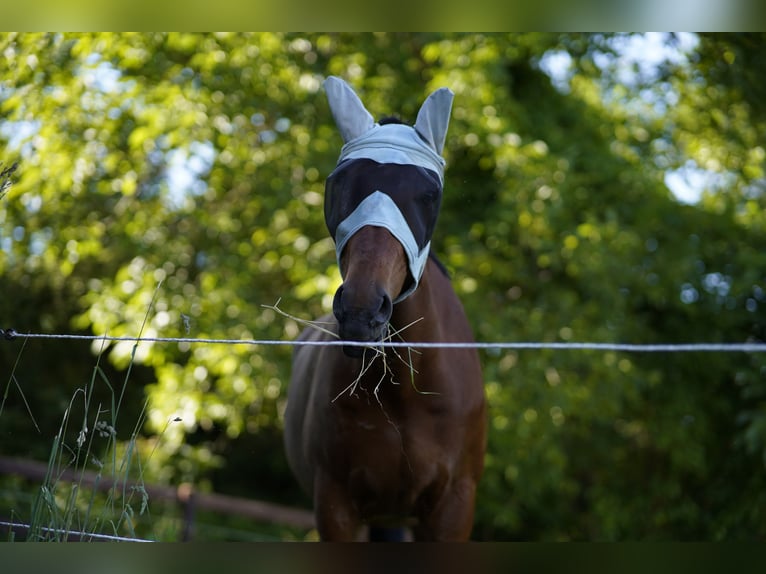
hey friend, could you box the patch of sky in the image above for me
[702,272,731,298]
[681,272,734,306]
[81,60,123,93]
[250,113,290,144]
[80,53,128,94]
[538,34,699,94]
[664,160,738,205]
[537,50,574,93]
[603,33,699,87]
[743,176,766,200]
[538,34,731,206]
[680,282,699,304]
[594,33,699,121]
[0,120,41,158]
[538,33,699,122]
[21,193,42,214]
[1,52,128,159]
[29,228,52,256]
[165,141,216,210]
[259,130,277,144]
[275,117,291,133]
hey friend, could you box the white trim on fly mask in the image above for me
[335,191,430,304]
[324,76,453,303]
[337,123,446,184]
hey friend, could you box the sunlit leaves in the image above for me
[2,33,766,540]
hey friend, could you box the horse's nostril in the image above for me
[332,286,345,321]
[381,293,392,317]
[373,293,393,327]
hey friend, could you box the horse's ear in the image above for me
[414,87,454,155]
[324,76,375,143]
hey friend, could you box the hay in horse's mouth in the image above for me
[332,318,438,404]
[343,344,369,359]
[266,299,435,402]
[340,329,391,358]
[335,316,391,356]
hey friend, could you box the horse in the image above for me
[284,76,486,541]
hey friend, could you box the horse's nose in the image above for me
[333,286,393,355]
[333,285,393,331]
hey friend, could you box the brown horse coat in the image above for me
[284,255,486,540]
[283,76,486,541]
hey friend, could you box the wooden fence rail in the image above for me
[0,455,315,541]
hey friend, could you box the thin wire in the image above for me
[0,520,152,542]
[7,332,766,353]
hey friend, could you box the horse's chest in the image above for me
[325,392,452,488]
[330,386,449,443]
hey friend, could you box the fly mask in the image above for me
[322,76,454,303]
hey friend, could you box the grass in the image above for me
[0,161,17,201]
[1,290,319,542]
[5,290,442,542]
[1,285,171,542]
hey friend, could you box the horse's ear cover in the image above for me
[414,87,453,155]
[324,76,376,143]
[323,76,453,155]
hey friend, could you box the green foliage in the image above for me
[1,33,765,540]
[0,161,17,200]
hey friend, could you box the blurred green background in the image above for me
[2,0,765,31]
[1,33,765,540]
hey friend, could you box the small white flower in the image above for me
[77,427,88,448]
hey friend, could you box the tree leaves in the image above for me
[1,33,765,540]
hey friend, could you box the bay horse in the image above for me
[284,77,486,541]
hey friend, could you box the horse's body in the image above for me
[283,77,486,541]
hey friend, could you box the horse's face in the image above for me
[325,158,443,356]
[321,76,453,356]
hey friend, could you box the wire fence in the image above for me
[0,520,153,542]
[1,327,763,541]
[0,455,315,542]
[2,329,765,353]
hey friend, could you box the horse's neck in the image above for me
[390,258,442,345]
[383,257,469,400]
[388,258,455,377]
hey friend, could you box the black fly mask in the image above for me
[322,76,454,302]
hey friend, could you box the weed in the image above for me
[0,161,18,200]
[1,282,172,541]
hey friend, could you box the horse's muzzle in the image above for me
[333,285,393,358]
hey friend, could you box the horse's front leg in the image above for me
[413,477,478,541]
[314,469,363,541]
